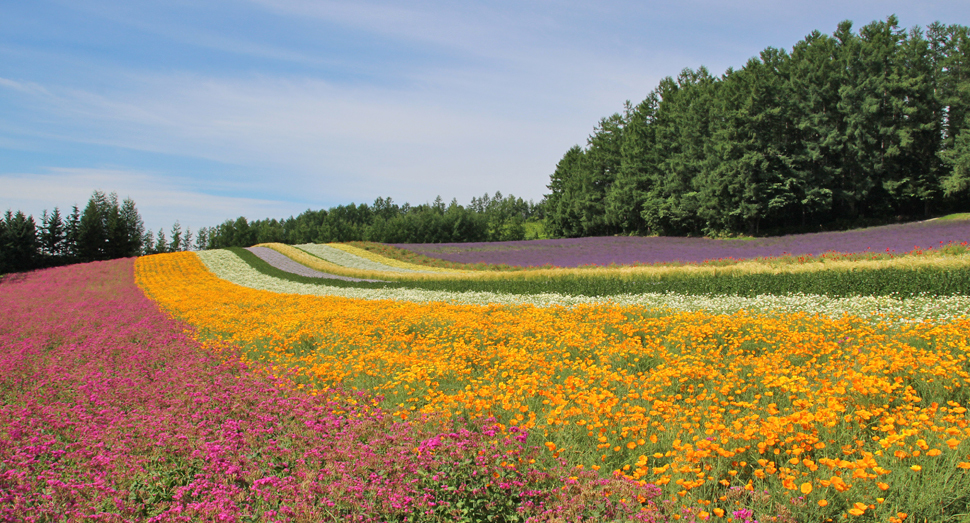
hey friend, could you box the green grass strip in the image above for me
[228,248,404,290]
[232,247,970,298]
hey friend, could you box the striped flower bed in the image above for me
[247,246,381,281]
[138,250,970,522]
[296,243,432,273]
[197,248,970,322]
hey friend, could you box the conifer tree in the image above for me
[39,208,65,259]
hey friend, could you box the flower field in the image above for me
[130,240,970,522]
[390,219,970,268]
[5,228,970,522]
[0,258,659,522]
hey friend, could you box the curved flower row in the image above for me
[197,248,970,323]
[247,246,381,281]
[137,251,970,522]
[0,257,661,521]
[296,243,432,273]
[327,242,464,273]
[280,241,970,288]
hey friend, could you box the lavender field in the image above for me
[395,218,970,267]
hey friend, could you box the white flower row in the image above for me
[195,249,970,322]
[327,243,465,273]
[296,243,430,273]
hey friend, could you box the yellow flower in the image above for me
[134,251,970,517]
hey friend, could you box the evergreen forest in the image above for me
[198,193,541,249]
[545,17,970,237]
[0,191,196,274]
[0,191,540,273]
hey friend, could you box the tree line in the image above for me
[197,192,542,249]
[545,17,970,237]
[0,191,195,274]
[2,190,540,274]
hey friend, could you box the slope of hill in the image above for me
[393,218,970,267]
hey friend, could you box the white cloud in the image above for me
[0,76,52,97]
[3,70,592,204]
[7,0,968,229]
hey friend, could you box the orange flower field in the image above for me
[136,251,970,521]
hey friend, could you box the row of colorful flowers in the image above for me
[198,248,970,323]
[255,241,970,291]
[298,243,441,273]
[390,220,970,267]
[0,258,661,522]
[136,250,970,522]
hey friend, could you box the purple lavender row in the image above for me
[0,259,661,521]
[246,246,383,282]
[393,219,970,267]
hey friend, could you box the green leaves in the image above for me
[548,17,970,239]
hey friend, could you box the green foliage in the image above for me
[77,191,145,262]
[941,122,970,197]
[545,17,970,238]
[409,266,970,298]
[228,247,401,290]
[0,210,38,274]
[1,191,146,273]
[936,212,970,221]
[201,192,543,249]
[38,208,65,260]
[234,247,970,299]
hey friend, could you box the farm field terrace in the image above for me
[387,218,970,268]
[132,243,970,522]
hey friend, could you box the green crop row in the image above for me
[230,247,970,298]
[229,248,400,290]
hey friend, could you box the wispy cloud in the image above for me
[1,69,592,204]
[2,0,968,229]
[0,76,53,97]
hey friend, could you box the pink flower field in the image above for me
[0,259,660,522]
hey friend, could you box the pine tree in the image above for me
[119,197,144,256]
[941,121,970,197]
[154,229,168,254]
[64,205,81,261]
[169,221,182,252]
[39,208,65,260]
[789,29,841,227]
[0,214,6,274]
[194,227,209,251]
[607,95,659,234]
[77,191,109,262]
[1,211,38,272]
[543,145,587,238]
[183,228,193,252]
[142,229,156,255]
[103,192,125,259]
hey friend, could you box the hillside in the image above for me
[393,216,970,267]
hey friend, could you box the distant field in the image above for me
[393,218,970,267]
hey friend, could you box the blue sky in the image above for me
[2,0,969,234]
